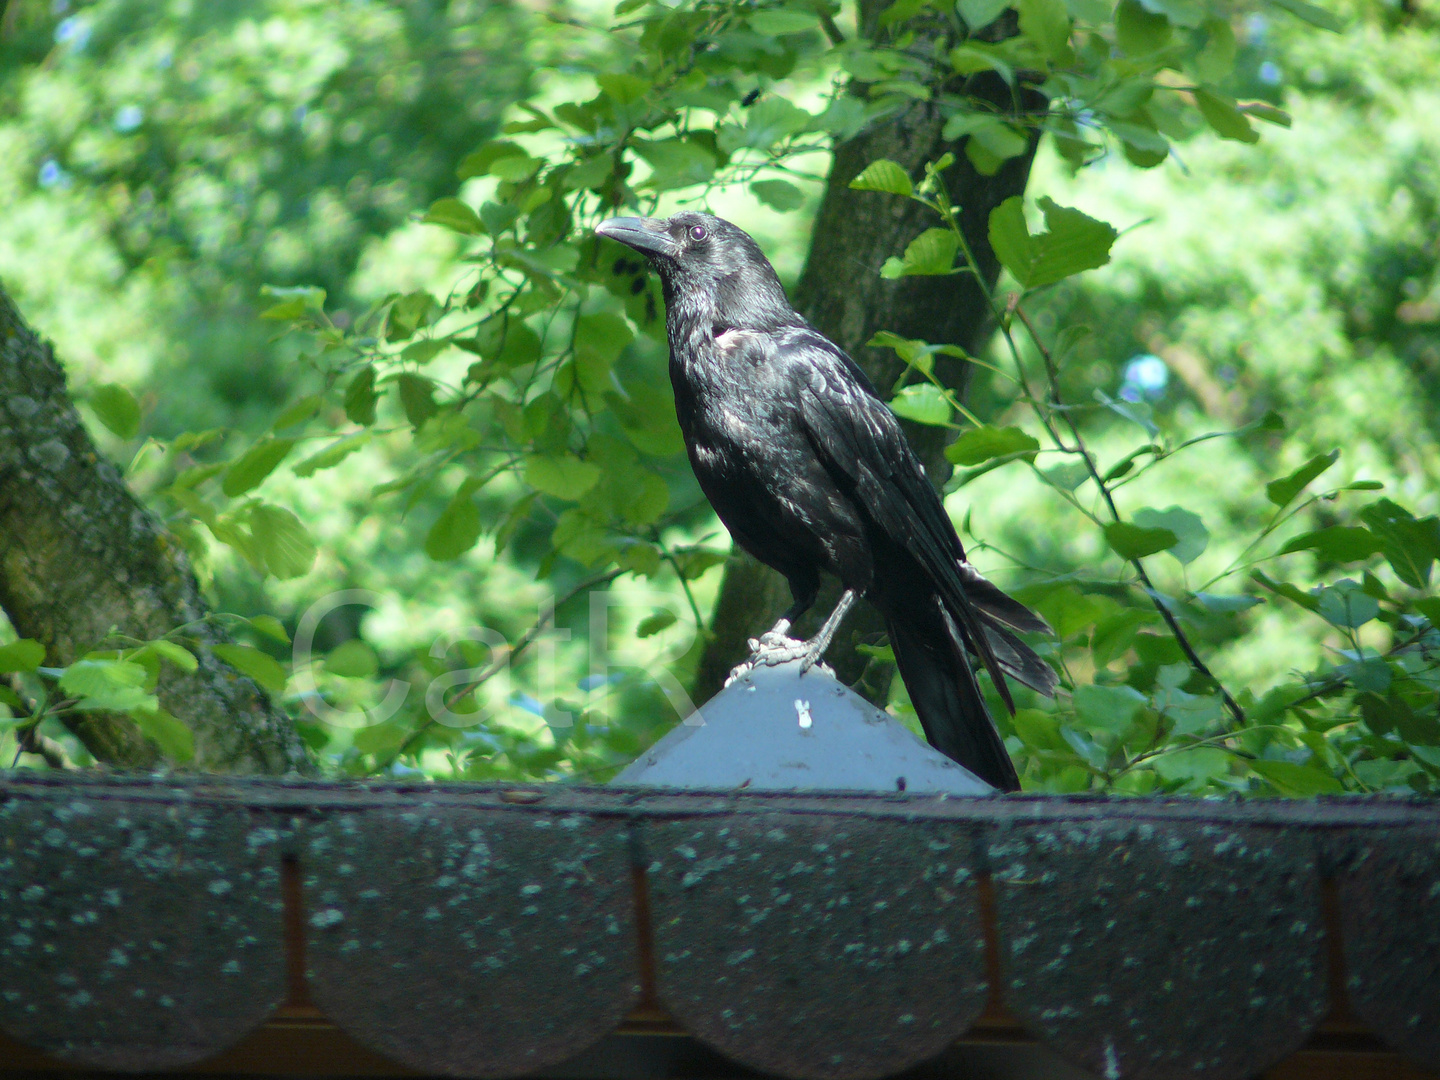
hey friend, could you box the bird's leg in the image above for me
[725,590,857,686]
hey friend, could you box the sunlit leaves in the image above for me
[1115,0,1171,56]
[422,198,484,235]
[525,455,602,500]
[946,425,1040,465]
[132,706,195,761]
[0,639,45,673]
[988,197,1118,290]
[213,643,288,695]
[751,179,806,212]
[574,311,633,394]
[881,228,958,278]
[1268,0,1345,33]
[889,383,952,425]
[249,504,318,579]
[90,384,141,439]
[60,658,152,712]
[747,9,816,34]
[223,438,296,497]
[633,138,716,191]
[957,0,1010,31]
[1194,87,1259,144]
[848,159,913,197]
[425,493,483,561]
[1017,0,1072,62]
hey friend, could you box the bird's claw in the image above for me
[723,632,835,687]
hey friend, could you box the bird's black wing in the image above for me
[779,327,1051,702]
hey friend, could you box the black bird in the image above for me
[594,212,1057,791]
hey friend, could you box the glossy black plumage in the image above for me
[595,212,1057,791]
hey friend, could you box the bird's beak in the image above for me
[595,217,677,259]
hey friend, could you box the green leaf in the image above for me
[1012,707,1068,751]
[1132,506,1208,564]
[1358,499,1440,589]
[1152,746,1231,784]
[91,383,141,439]
[597,72,650,105]
[425,493,483,561]
[1241,100,1292,128]
[563,154,614,192]
[60,658,150,710]
[422,197,484,235]
[1279,526,1381,563]
[259,285,324,321]
[293,433,369,478]
[213,643,288,695]
[1195,18,1237,81]
[633,137,716,191]
[138,640,198,673]
[326,639,379,678]
[1315,579,1379,628]
[889,384,952,426]
[1115,0,1171,56]
[673,548,728,580]
[574,311,634,394]
[0,639,45,673]
[958,0,1011,30]
[988,196,1117,290]
[1194,593,1262,613]
[1194,86,1260,144]
[637,610,678,638]
[250,503,317,579]
[273,394,322,432]
[881,228,958,278]
[248,615,290,644]
[402,339,450,365]
[456,141,528,179]
[1268,0,1344,32]
[222,438,297,497]
[397,373,438,427]
[132,705,194,761]
[344,366,379,426]
[1104,521,1179,560]
[1073,683,1147,737]
[749,9,817,33]
[946,425,1041,466]
[1017,0,1072,61]
[525,455,603,500]
[1248,758,1345,795]
[848,159,913,196]
[1266,450,1339,507]
[751,179,806,212]
[723,97,812,153]
[1250,569,1320,613]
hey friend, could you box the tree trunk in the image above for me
[0,284,312,774]
[692,9,1046,705]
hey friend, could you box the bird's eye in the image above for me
[689,224,708,241]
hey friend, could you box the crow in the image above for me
[595,211,1056,791]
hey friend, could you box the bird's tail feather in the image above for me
[887,611,1020,792]
[982,621,1059,698]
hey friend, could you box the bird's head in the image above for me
[595,212,796,330]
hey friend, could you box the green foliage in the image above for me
[9,0,1440,797]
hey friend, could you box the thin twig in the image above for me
[1012,304,1248,729]
[378,568,624,770]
